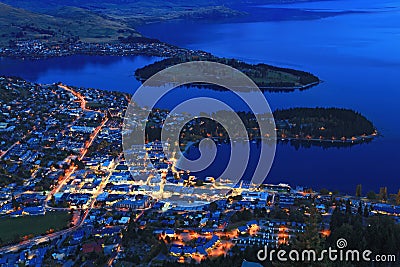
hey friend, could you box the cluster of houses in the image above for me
[0,247,48,266]
[1,39,211,59]
[169,234,221,260]
[0,77,77,168]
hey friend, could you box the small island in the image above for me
[135,56,320,92]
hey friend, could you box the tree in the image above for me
[379,187,388,202]
[355,184,362,198]
[363,205,369,217]
[365,216,400,256]
[345,200,352,214]
[291,206,324,267]
[319,188,329,195]
[195,179,204,186]
[51,196,56,207]
[209,201,218,213]
[357,201,362,215]
[72,159,85,170]
[366,190,376,200]
[11,194,18,210]
[396,189,400,206]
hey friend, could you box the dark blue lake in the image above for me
[1,0,399,194]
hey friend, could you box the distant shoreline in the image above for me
[134,80,321,92]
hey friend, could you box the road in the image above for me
[78,116,108,161]
[44,166,77,208]
[45,84,107,207]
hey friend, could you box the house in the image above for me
[238,226,248,235]
[113,198,150,209]
[0,203,13,214]
[109,174,133,184]
[154,229,175,238]
[103,244,118,255]
[23,206,45,216]
[199,218,208,227]
[52,253,66,261]
[246,220,258,227]
[278,194,295,207]
[70,126,95,133]
[96,192,109,202]
[242,191,269,202]
[204,235,220,251]
[118,216,130,224]
[114,164,129,172]
[10,209,23,217]
[73,230,84,241]
[82,241,103,254]
[54,192,64,202]
[373,204,400,215]
[170,246,182,256]
[95,226,121,237]
[105,217,113,225]
[196,246,207,257]
[316,204,326,213]
[183,246,196,256]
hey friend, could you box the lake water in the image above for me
[1,0,399,193]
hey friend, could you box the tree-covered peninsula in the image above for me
[135,56,320,91]
[144,107,377,147]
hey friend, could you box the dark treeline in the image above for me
[325,200,400,266]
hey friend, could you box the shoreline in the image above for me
[179,132,378,149]
[135,79,322,92]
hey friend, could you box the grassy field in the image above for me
[0,211,71,244]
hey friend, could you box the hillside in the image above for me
[0,0,245,26]
[0,3,140,46]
